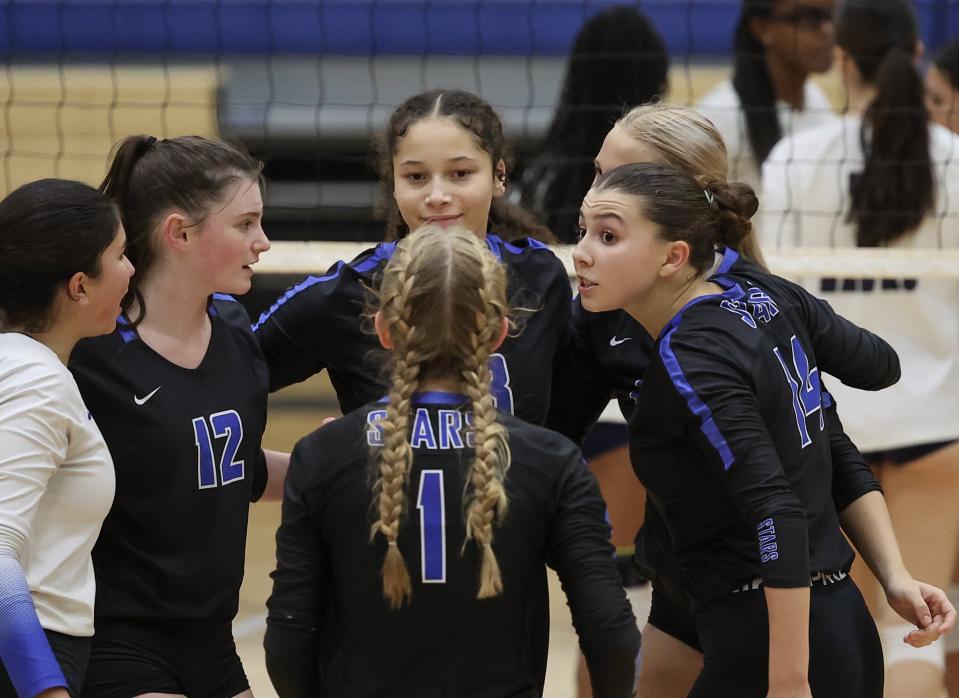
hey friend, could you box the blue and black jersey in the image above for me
[630,251,897,607]
[264,393,639,698]
[69,296,269,622]
[253,234,571,426]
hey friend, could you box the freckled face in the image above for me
[573,188,668,314]
[392,117,505,239]
[193,178,270,295]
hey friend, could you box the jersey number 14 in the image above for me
[773,336,824,449]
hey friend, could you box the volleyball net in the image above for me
[2,0,958,281]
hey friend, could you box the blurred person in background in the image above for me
[925,39,959,135]
[698,0,837,192]
[520,4,669,244]
[762,2,959,695]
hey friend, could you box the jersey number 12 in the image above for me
[192,410,245,489]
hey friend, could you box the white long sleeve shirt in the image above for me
[0,333,114,636]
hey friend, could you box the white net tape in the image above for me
[258,241,959,280]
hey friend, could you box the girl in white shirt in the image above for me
[0,179,133,698]
[697,0,837,192]
[762,2,959,696]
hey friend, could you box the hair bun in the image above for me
[701,179,757,248]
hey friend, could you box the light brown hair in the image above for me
[370,224,512,608]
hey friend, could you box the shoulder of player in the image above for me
[489,234,564,272]
[0,334,75,400]
[251,243,389,334]
[766,116,845,165]
[658,298,763,371]
[69,325,128,370]
[291,407,375,479]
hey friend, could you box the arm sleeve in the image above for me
[546,298,615,445]
[824,391,882,512]
[0,374,70,696]
[791,283,901,390]
[253,285,332,393]
[666,330,810,589]
[264,442,329,698]
[546,450,641,698]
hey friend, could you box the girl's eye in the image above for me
[452,170,471,179]
[576,226,587,240]
[602,230,616,244]
[405,173,425,183]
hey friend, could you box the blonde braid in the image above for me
[461,269,512,599]
[370,268,421,609]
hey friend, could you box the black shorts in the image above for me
[689,577,883,698]
[646,578,702,653]
[0,629,91,698]
[80,620,249,698]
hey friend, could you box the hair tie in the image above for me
[704,189,714,205]
[146,136,157,147]
[388,540,398,547]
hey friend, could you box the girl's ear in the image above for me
[660,240,691,278]
[491,316,509,352]
[374,310,394,350]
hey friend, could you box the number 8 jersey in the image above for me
[253,234,571,425]
[69,295,269,622]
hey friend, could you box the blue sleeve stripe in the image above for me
[659,328,736,471]
[252,242,398,332]
[115,314,137,343]
[822,390,834,409]
[488,233,549,260]
[0,557,67,697]
[212,293,237,303]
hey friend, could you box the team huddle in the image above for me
[2,0,959,697]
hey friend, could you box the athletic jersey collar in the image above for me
[659,273,746,340]
[376,391,470,405]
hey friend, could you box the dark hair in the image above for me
[521,5,669,243]
[836,0,933,246]
[0,179,119,332]
[933,40,959,91]
[374,89,553,243]
[593,163,758,275]
[732,0,783,166]
[99,135,263,323]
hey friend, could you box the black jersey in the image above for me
[265,393,640,698]
[253,234,571,425]
[69,295,269,622]
[546,297,652,443]
[547,249,899,445]
[629,256,899,607]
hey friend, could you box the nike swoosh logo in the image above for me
[609,336,632,347]
[134,386,162,405]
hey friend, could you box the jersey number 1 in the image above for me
[417,470,446,583]
[773,336,824,449]
[193,410,245,489]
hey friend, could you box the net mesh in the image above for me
[1,0,957,278]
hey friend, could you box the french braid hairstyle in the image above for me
[370,224,511,609]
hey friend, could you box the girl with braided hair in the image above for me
[264,225,639,698]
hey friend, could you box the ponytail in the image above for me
[732,6,781,166]
[836,0,933,246]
